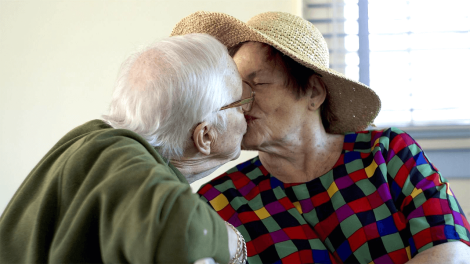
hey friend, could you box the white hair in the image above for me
[102,33,240,159]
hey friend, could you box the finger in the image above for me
[194,257,217,264]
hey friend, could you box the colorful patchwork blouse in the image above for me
[198,128,470,264]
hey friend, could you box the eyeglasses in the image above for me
[220,90,255,112]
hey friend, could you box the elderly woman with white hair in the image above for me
[0,33,248,264]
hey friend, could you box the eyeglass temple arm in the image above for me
[220,97,254,110]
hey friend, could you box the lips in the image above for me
[244,115,257,124]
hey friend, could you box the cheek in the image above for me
[267,106,291,125]
[240,116,247,133]
[260,106,301,138]
[233,113,247,133]
[226,117,245,144]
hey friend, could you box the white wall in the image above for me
[0,0,301,214]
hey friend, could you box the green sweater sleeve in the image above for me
[0,123,230,264]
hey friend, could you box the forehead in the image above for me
[232,42,283,77]
[224,57,243,98]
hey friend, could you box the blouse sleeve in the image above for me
[384,127,470,257]
[53,134,230,264]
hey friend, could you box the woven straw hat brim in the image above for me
[171,11,381,134]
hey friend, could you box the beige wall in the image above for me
[0,0,301,213]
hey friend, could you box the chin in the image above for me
[232,149,241,160]
[222,146,242,162]
[241,127,261,148]
[241,138,261,151]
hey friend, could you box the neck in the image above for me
[170,153,225,184]
[258,126,344,183]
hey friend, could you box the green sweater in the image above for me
[0,120,229,263]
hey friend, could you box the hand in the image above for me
[225,221,247,264]
[194,258,217,264]
[226,222,238,258]
[406,241,470,263]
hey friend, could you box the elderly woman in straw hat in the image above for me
[171,12,470,264]
[0,33,247,264]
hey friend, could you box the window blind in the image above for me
[304,0,470,127]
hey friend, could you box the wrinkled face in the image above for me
[233,42,309,150]
[211,58,247,161]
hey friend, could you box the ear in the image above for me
[192,122,214,156]
[307,75,327,111]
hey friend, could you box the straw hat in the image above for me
[171,11,381,134]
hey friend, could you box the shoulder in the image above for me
[79,120,165,162]
[344,127,418,151]
[377,127,422,155]
[55,120,170,178]
[52,122,183,202]
[198,156,266,200]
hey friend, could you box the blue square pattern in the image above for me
[414,152,428,166]
[408,236,417,256]
[336,240,353,262]
[236,159,253,171]
[270,177,284,190]
[390,180,402,202]
[344,151,362,163]
[444,225,461,240]
[345,133,358,143]
[312,249,331,264]
[377,215,398,236]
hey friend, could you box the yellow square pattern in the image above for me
[446,182,453,196]
[327,182,339,197]
[254,207,270,220]
[365,161,378,178]
[410,187,423,199]
[210,194,229,211]
[405,246,411,260]
[371,138,380,151]
[292,201,302,214]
